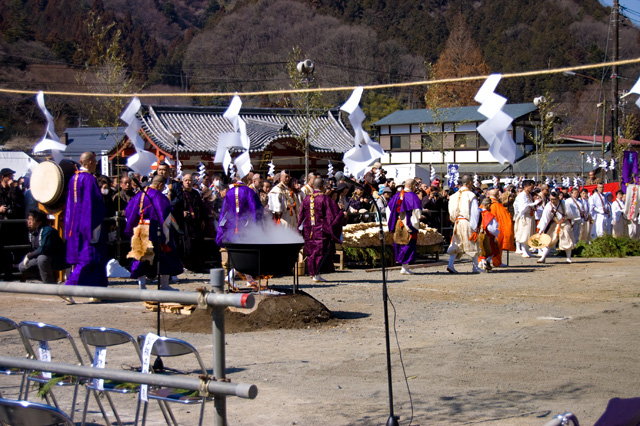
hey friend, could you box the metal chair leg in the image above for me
[69,380,80,421]
[198,397,206,426]
[17,374,27,400]
[104,391,124,426]
[156,400,173,426]
[81,387,91,426]
[141,399,148,426]
[133,394,142,426]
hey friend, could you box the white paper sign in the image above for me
[140,333,160,402]
[92,346,107,390]
[37,341,52,379]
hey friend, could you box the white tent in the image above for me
[0,151,39,178]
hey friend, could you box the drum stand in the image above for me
[38,203,67,284]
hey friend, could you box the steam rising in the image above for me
[230,218,304,244]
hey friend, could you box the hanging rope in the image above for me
[0,57,638,98]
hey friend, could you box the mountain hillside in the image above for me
[0,0,638,146]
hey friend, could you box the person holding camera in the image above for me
[0,168,26,280]
[364,162,386,197]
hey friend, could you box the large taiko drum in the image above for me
[30,159,78,210]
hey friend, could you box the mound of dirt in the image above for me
[162,289,337,334]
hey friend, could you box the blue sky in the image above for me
[599,0,640,26]
[599,0,639,6]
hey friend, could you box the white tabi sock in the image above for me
[472,255,481,271]
[448,255,456,270]
[138,277,147,290]
[539,247,549,262]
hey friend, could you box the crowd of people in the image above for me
[0,154,637,295]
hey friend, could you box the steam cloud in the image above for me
[230,218,304,244]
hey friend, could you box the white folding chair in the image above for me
[0,317,28,399]
[0,397,74,426]
[19,321,85,422]
[79,326,143,426]
[138,336,212,426]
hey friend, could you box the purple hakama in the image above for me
[387,190,422,265]
[298,190,344,276]
[124,188,184,278]
[216,183,263,247]
[65,171,108,286]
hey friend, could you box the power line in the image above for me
[0,57,639,98]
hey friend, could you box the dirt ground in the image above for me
[0,254,638,426]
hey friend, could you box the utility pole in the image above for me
[612,0,619,147]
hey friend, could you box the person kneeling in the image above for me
[19,209,67,284]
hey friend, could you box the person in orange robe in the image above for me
[488,188,516,267]
[478,198,500,271]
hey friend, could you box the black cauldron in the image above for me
[224,242,304,277]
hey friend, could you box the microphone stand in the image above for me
[372,196,399,426]
[346,176,398,426]
[131,176,164,372]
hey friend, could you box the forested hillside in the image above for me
[0,0,638,147]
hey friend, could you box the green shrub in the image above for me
[573,236,640,258]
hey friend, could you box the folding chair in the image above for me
[0,317,28,399]
[137,336,212,426]
[0,397,74,426]
[79,326,143,426]
[19,321,85,422]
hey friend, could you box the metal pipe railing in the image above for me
[0,356,257,400]
[0,269,257,425]
[210,268,227,425]
[0,282,254,309]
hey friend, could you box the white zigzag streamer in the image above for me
[474,74,516,165]
[33,91,66,163]
[340,87,385,179]
[214,95,252,179]
[120,97,156,176]
[629,74,640,110]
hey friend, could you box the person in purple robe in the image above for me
[387,178,422,275]
[215,175,263,247]
[64,152,108,296]
[298,177,344,282]
[124,175,183,290]
[216,174,264,288]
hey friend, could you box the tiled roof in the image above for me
[63,127,126,161]
[372,103,538,126]
[138,105,354,155]
[510,150,585,175]
[560,134,640,146]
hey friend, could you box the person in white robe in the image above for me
[565,187,583,243]
[268,170,299,229]
[536,191,578,264]
[611,190,627,238]
[578,188,592,242]
[446,175,481,274]
[589,184,610,238]
[513,180,541,258]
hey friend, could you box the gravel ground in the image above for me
[0,253,638,425]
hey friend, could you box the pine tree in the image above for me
[424,13,490,108]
